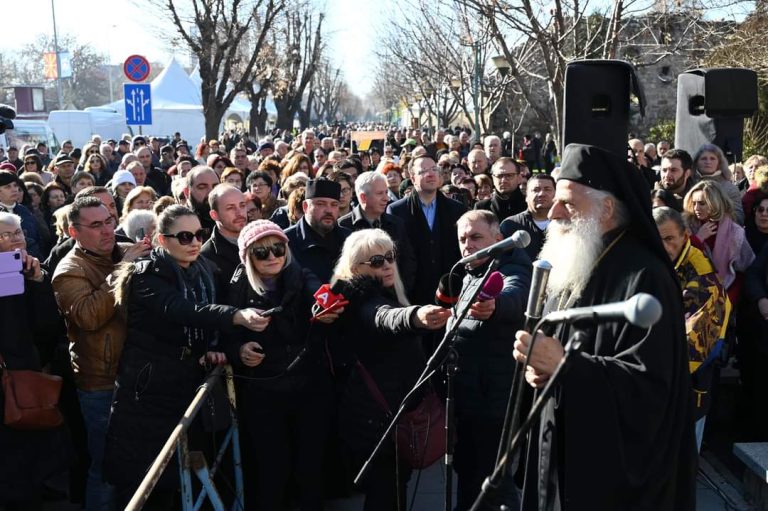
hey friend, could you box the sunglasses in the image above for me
[359,250,396,269]
[163,229,205,245]
[758,206,768,214]
[249,242,287,260]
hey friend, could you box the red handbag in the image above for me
[1,353,64,430]
[356,361,446,469]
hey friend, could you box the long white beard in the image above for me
[539,213,606,302]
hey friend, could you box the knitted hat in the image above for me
[238,219,289,264]
[112,169,137,187]
[0,162,17,174]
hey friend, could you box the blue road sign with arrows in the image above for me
[124,83,152,126]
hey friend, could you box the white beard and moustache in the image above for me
[539,209,606,302]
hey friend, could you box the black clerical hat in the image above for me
[305,178,341,201]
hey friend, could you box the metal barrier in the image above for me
[125,365,244,511]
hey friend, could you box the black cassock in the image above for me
[521,231,697,511]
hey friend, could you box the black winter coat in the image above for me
[387,192,466,305]
[104,250,239,490]
[336,276,426,453]
[447,251,531,419]
[285,217,352,283]
[221,261,325,385]
[0,272,70,503]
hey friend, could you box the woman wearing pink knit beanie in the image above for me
[224,218,335,509]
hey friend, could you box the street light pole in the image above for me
[473,41,481,142]
[50,0,64,109]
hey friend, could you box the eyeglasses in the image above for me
[134,142,146,146]
[493,172,519,180]
[0,228,23,241]
[73,217,116,231]
[359,250,396,269]
[340,187,352,196]
[163,229,205,245]
[251,182,269,189]
[249,242,287,260]
[414,167,438,176]
[24,161,36,165]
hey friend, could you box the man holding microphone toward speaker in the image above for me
[448,209,531,510]
[511,144,696,511]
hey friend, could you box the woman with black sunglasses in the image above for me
[104,205,267,508]
[221,219,337,510]
[331,229,450,511]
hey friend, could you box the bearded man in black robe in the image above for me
[513,144,697,511]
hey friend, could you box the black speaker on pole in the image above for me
[562,59,646,159]
[674,68,758,163]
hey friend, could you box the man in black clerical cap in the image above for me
[511,144,696,511]
[284,177,352,283]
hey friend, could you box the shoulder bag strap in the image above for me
[355,360,391,415]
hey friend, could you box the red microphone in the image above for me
[311,282,349,320]
[476,271,504,302]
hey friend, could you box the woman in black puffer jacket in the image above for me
[222,219,335,511]
[104,205,265,509]
[331,229,450,511]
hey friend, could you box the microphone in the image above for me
[542,293,663,329]
[311,281,348,318]
[457,230,531,266]
[524,260,552,331]
[435,272,464,308]
[477,271,504,301]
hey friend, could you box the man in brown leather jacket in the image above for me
[52,196,149,511]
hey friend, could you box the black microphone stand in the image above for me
[469,328,588,511]
[355,258,501,511]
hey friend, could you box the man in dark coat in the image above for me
[285,178,352,283]
[339,171,417,292]
[137,146,171,197]
[201,185,247,296]
[501,173,555,261]
[449,210,531,510]
[475,157,526,222]
[513,144,696,511]
[387,155,466,305]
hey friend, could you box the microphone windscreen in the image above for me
[436,272,463,308]
[481,271,504,298]
[476,271,504,301]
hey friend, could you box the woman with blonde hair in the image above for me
[331,229,450,511]
[121,186,157,221]
[692,143,744,223]
[684,180,754,301]
[222,219,336,510]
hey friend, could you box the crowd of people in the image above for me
[0,121,764,510]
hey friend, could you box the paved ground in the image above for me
[44,452,753,510]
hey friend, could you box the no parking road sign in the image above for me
[124,84,152,126]
[123,55,151,82]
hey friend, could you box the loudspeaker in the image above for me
[562,60,646,159]
[674,68,757,163]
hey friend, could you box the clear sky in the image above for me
[3,0,381,97]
